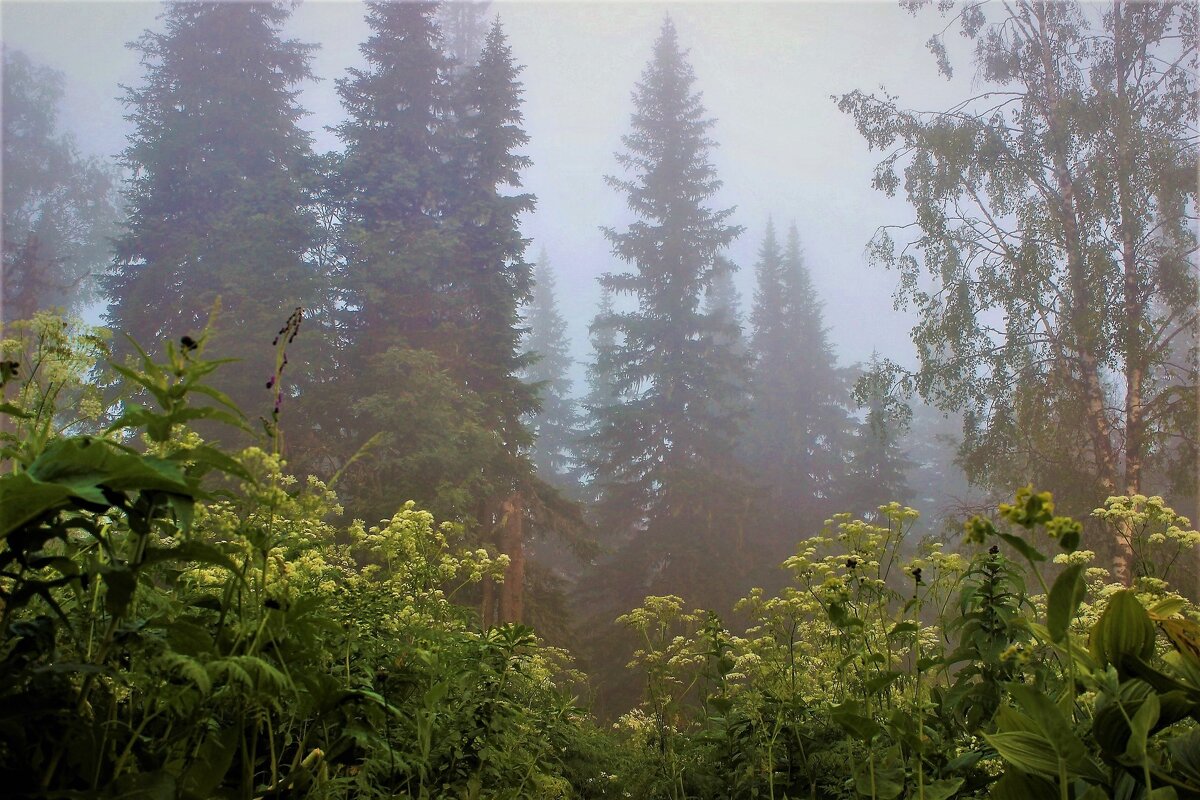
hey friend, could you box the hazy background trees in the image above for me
[2,49,120,324]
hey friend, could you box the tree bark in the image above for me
[497,493,524,624]
[1032,1,1130,583]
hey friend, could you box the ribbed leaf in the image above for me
[1091,590,1156,669]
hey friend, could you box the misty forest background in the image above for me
[4,0,1198,706]
[1,1,1199,794]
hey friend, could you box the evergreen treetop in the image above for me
[744,220,850,521]
[586,16,749,610]
[521,250,580,487]
[104,1,320,415]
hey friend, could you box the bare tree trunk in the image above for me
[1113,0,1144,587]
[497,493,524,624]
[480,575,496,628]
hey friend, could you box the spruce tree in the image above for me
[521,250,579,489]
[334,0,451,369]
[105,2,320,415]
[843,354,914,516]
[744,220,851,534]
[3,49,119,324]
[577,285,620,506]
[331,1,499,523]
[586,17,749,610]
[704,256,745,357]
[332,7,548,623]
[451,18,538,450]
[335,8,534,448]
[437,0,491,73]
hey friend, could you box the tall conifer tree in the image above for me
[744,220,851,536]
[334,0,451,368]
[586,17,749,610]
[578,286,620,507]
[332,7,545,622]
[521,250,579,489]
[451,18,538,450]
[843,353,914,516]
[105,1,320,415]
[4,49,119,324]
[704,256,745,358]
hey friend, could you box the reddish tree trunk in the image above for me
[497,493,524,624]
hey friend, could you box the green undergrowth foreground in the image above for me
[1,317,1199,800]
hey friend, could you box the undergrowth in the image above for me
[2,315,1198,799]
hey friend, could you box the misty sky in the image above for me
[2,1,984,382]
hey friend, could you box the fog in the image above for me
[3,0,1196,727]
[3,0,981,374]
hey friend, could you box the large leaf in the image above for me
[852,759,904,800]
[1123,692,1159,764]
[140,540,241,576]
[100,563,138,617]
[1047,563,1086,642]
[166,445,253,483]
[988,769,1058,800]
[27,437,195,498]
[983,731,1063,778]
[180,726,239,800]
[923,777,964,800]
[0,473,77,538]
[1005,683,1088,763]
[998,533,1046,563]
[1160,616,1200,672]
[1169,728,1200,785]
[831,700,881,742]
[1091,590,1157,670]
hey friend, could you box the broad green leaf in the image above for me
[140,541,241,576]
[100,564,137,617]
[1047,563,1085,642]
[998,532,1046,563]
[852,760,903,800]
[110,359,169,410]
[1123,692,1159,763]
[26,437,195,499]
[186,381,246,416]
[0,473,76,538]
[983,731,1063,778]
[1145,789,1178,800]
[1091,590,1156,669]
[167,444,253,483]
[994,704,1042,735]
[831,701,881,742]
[988,769,1058,800]
[1004,683,1097,778]
[1168,728,1200,784]
[111,768,177,800]
[865,670,903,694]
[1160,616,1200,671]
[180,726,238,800]
[1148,597,1188,619]
[923,777,964,800]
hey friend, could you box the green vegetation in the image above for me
[0,319,604,798]
[2,318,1198,798]
[3,1,1195,797]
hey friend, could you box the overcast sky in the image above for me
[2,0,984,384]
